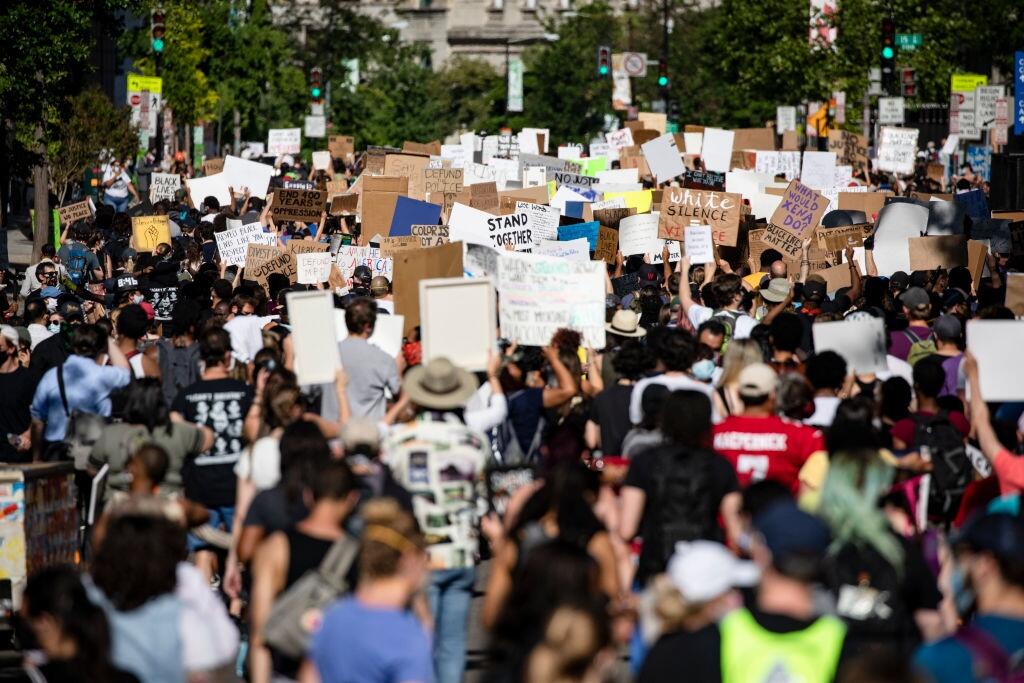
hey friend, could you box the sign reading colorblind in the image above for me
[498,251,606,348]
[876,127,919,175]
[770,180,828,238]
[271,189,327,223]
[149,173,180,203]
[215,222,277,266]
[659,188,742,246]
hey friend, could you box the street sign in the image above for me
[621,52,647,78]
[951,73,987,93]
[878,97,905,124]
[994,98,1009,145]
[127,74,162,95]
[1015,50,1024,137]
[975,85,1004,128]
[896,33,922,50]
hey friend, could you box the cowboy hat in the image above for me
[404,357,479,410]
[605,309,647,338]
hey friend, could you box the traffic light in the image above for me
[596,46,611,77]
[880,16,896,93]
[150,8,165,53]
[901,68,916,97]
[657,58,669,88]
[310,66,323,102]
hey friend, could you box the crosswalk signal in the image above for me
[150,8,166,53]
[310,66,323,102]
[881,17,896,93]
[657,59,669,88]
[596,46,611,77]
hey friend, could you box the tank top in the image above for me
[284,529,336,589]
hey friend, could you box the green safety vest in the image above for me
[720,608,846,683]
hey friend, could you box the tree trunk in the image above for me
[32,161,49,264]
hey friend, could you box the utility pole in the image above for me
[151,8,166,165]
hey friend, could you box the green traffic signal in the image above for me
[881,46,894,59]
[658,75,669,87]
[152,37,165,53]
[311,86,322,98]
[598,65,609,76]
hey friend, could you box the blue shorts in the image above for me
[187,505,235,552]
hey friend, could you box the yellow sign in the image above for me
[603,190,653,214]
[950,73,987,93]
[127,74,163,95]
[131,215,171,252]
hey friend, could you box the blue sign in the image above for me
[557,221,600,251]
[1016,50,1024,137]
[954,188,990,220]
[966,145,991,183]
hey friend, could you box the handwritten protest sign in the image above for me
[799,152,838,191]
[816,224,867,252]
[770,180,828,238]
[131,215,171,252]
[328,135,354,159]
[244,244,279,282]
[755,151,801,181]
[595,226,619,263]
[267,128,301,156]
[498,252,605,348]
[827,130,868,168]
[659,188,742,246]
[330,193,359,215]
[336,245,394,281]
[149,173,180,203]
[537,238,590,261]
[215,222,276,266]
[619,213,659,256]
[270,189,326,223]
[876,127,919,175]
[516,201,560,244]
[593,207,636,229]
[761,223,804,260]
[411,224,449,247]
[379,237,419,258]
[296,251,333,284]
[57,199,93,227]
[424,168,464,196]
[683,225,714,263]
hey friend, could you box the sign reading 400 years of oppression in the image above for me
[270,189,327,223]
[659,188,742,246]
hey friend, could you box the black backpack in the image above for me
[914,411,972,524]
[825,541,910,649]
[641,446,718,580]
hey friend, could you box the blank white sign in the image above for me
[287,291,340,386]
[420,277,495,372]
[967,320,1024,401]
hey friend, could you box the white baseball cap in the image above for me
[666,541,760,603]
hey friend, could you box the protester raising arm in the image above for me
[963,353,1022,495]
[798,238,812,284]
[542,343,577,409]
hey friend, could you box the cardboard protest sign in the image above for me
[827,130,869,168]
[659,188,742,246]
[760,223,804,260]
[497,251,605,348]
[244,243,280,282]
[682,169,726,191]
[876,127,919,175]
[557,221,600,251]
[424,168,464,196]
[908,235,967,271]
[389,196,442,237]
[311,151,331,170]
[838,191,891,222]
[403,140,442,156]
[595,226,619,263]
[362,176,408,239]
[221,155,275,199]
[537,238,590,261]
[812,318,888,375]
[419,277,495,372]
[379,236,420,258]
[149,173,180,203]
[816,224,866,252]
[498,185,550,210]
[872,202,928,276]
[814,263,853,293]
[800,152,838,191]
[215,222,276,267]
[385,154,430,199]
[967,321,1024,400]
[325,178,348,196]
[393,241,463,334]
[619,213,659,257]
[411,224,449,247]
[641,133,685,184]
[270,189,327,223]
[700,128,735,173]
[732,127,776,152]
[605,128,635,153]
[329,193,359,215]
[594,207,636,229]
[552,170,598,192]
[968,240,988,292]
[296,251,333,284]
[328,135,354,159]
[287,291,340,385]
[57,199,93,227]
[267,128,301,156]
[286,239,329,257]
[683,225,714,263]
[1005,274,1024,318]
[131,215,171,252]
[770,181,828,238]
[202,158,224,176]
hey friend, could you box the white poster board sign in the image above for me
[222,155,275,200]
[878,97,906,125]
[149,172,180,203]
[287,290,340,385]
[185,173,231,207]
[304,115,326,138]
[684,225,714,263]
[641,133,685,184]
[812,317,888,375]
[215,222,276,266]
[877,127,919,175]
[332,310,405,359]
[701,128,735,173]
[312,151,331,170]
[296,251,333,284]
[419,277,495,372]
[536,238,590,261]
[800,151,838,190]
[268,128,301,156]
[776,106,797,133]
[516,201,560,243]
[966,320,1024,401]
[619,213,659,256]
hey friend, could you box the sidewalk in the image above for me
[5,228,34,267]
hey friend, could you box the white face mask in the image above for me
[48,322,61,334]
[131,293,145,305]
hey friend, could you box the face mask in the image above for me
[0,350,9,365]
[951,562,976,617]
[48,323,61,334]
[691,359,716,382]
[131,293,145,305]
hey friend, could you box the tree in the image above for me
[436,57,505,134]
[46,88,138,205]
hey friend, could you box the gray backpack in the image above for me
[262,535,360,659]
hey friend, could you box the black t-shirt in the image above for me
[625,445,738,585]
[508,388,544,453]
[245,485,308,534]
[171,378,253,507]
[589,383,634,456]
[0,367,36,463]
[29,334,68,380]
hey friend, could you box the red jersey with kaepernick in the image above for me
[712,415,826,493]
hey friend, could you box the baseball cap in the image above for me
[953,512,1024,563]
[942,289,967,309]
[802,278,827,301]
[889,271,910,289]
[114,274,139,295]
[738,363,779,398]
[899,286,931,312]
[933,314,962,341]
[753,500,831,563]
[666,541,759,604]
[341,417,381,454]
[57,300,84,323]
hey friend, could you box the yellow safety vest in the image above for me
[720,608,846,683]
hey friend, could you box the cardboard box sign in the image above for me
[826,130,869,168]
[328,135,354,159]
[411,224,450,247]
[270,189,327,223]
[393,241,464,335]
[816,224,868,252]
[732,127,776,152]
[838,191,892,222]
[1005,274,1024,318]
[402,140,441,156]
[770,180,828,238]
[385,153,430,199]
[761,223,803,260]
[203,158,224,175]
[330,193,359,215]
[423,168,464,196]
[57,199,93,227]
[659,188,742,246]
[593,207,637,229]
[361,176,409,242]
[595,226,619,263]
[908,235,967,271]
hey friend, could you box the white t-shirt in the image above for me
[877,354,913,385]
[628,373,719,425]
[103,167,132,198]
[223,315,275,363]
[687,304,758,340]
[233,436,281,490]
[807,396,841,427]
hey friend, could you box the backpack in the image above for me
[640,446,717,581]
[713,309,743,354]
[825,542,909,645]
[955,624,1024,682]
[65,243,91,287]
[262,535,359,659]
[156,340,201,407]
[914,411,972,524]
[904,327,938,367]
[492,390,546,465]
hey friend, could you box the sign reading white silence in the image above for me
[497,251,606,348]
[214,222,276,266]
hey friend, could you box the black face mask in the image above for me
[0,350,10,365]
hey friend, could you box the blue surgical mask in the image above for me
[691,359,716,382]
[47,323,61,334]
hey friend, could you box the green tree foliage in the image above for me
[436,57,505,134]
